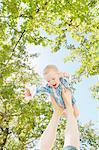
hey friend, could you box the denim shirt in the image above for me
[36,77,76,108]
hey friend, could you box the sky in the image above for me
[26,43,99,129]
[17,0,99,128]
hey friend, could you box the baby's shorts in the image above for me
[35,145,78,150]
[63,145,78,150]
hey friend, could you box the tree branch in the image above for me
[12,30,25,52]
[1,30,25,73]
[0,128,9,149]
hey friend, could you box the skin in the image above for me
[44,71,60,89]
[44,70,80,118]
[24,70,79,117]
[39,88,80,150]
[24,70,69,95]
[24,70,80,149]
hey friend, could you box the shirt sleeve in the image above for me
[60,77,75,93]
[25,83,52,99]
[36,85,51,95]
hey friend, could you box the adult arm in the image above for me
[39,96,64,150]
[62,88,80,150]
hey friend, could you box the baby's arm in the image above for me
[24,84,36,99]
[24,84,51,99]
[72,104,80,118]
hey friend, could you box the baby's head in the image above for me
[43,65,60,88]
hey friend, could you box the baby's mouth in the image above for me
[53,84,57,88]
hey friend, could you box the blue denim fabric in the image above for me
[63,146,78,150]
[36,77,76,108]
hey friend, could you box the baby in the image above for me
[25,65,79,117]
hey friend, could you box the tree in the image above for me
[0,0,98,98]
[0,0,98,149]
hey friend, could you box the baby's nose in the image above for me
[50,80,55,84]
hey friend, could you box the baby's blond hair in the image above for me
[43,65,59,75]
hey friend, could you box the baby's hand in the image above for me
[59,72,70,78]
[24,88,32,97]
[63,72,70,77]
[24,83,36,99]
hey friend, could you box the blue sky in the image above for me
[27,44,99,129]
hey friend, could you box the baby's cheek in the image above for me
[48,82,52,87]
[57,80,60,85]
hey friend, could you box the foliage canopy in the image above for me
[0,0,99,149]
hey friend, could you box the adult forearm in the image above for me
[40,111,60,150]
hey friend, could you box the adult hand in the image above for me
[50,96,64,116]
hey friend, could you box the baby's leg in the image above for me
[62,105,79,118]
[72,104,80,118]
[62,109,68,118]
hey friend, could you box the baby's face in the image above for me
[44,71,60,88]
